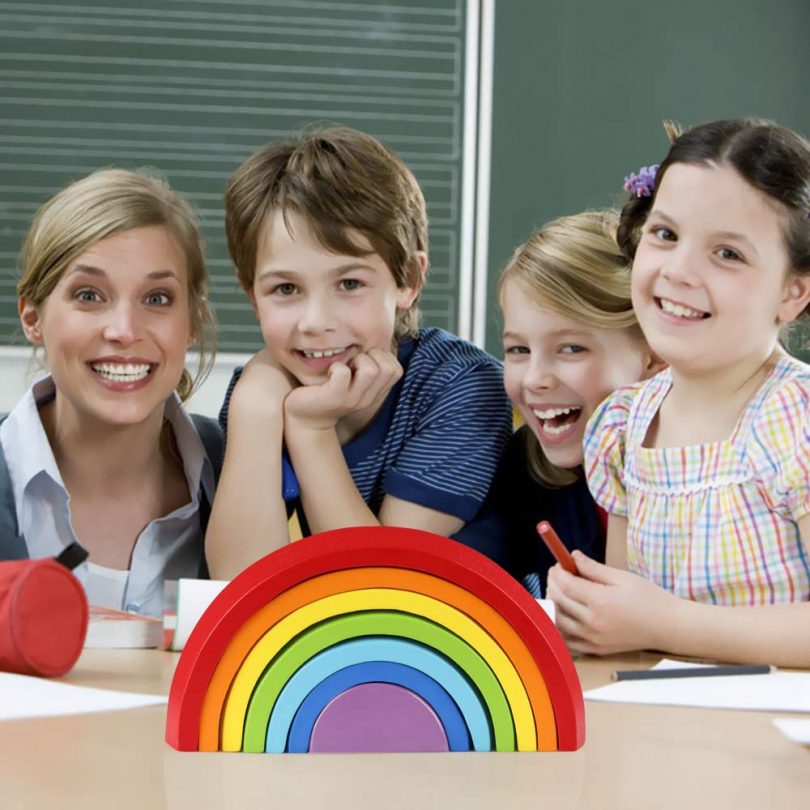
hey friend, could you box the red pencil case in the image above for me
[0,550,89,677]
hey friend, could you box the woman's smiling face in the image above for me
[20,225,192,428]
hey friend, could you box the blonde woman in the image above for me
[0,169,221,617]
[493,210,661,596]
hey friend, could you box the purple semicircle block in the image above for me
[309,682,449,753]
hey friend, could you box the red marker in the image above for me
[536,521,578,575]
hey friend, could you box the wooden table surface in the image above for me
[1,649,807,810]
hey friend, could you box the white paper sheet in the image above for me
[773,718,810,744]
[0,672,167,721]
[584,658,810,713]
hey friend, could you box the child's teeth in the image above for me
[543,422,574,436]
[532,406,578,420]
[304,348,344,358]
[660,298,705,319]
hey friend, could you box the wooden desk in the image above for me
[1,650,807,809]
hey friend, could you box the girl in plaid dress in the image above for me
[547,119,810,667]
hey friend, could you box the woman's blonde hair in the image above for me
[499,209,641,487]
[18,168,216,401]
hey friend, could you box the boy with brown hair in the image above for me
[206,127,512,578]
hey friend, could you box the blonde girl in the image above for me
[494,210,659,595]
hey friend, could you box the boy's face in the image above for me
[250,211,419,384]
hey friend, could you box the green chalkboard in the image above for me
[0,0,470,353]
[486,0,810,363]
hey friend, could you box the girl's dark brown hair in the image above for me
[617,119,810,321]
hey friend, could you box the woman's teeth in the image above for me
[92,362,152,382]
[659,298,708,319]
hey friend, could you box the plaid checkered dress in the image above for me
[584,355,810,605]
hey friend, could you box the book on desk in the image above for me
[83,605,162,649]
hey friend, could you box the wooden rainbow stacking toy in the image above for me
[165,527,585,753]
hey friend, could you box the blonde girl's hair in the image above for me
[498,209,641,488]
[17,168,216,401]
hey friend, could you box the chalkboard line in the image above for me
[0,0,470,351]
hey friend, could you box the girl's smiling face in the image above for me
[502,278,654,470]
[631,163,810,377]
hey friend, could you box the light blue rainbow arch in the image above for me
[278,645,479,752]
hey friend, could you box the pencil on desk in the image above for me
[611,664,774,682]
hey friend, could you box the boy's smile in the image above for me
[251,211,418,385]
[295,345,358,374]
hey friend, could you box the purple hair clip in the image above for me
[623,164,659,198]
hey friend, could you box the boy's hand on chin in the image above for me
[284,348,402,432]
[231,348,296,417]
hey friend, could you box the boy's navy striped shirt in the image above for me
[220,327,513,567]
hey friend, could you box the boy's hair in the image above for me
[617,118,810,323]
[225,126,428,337]
[499,209,642,488]
[18,168,215,401]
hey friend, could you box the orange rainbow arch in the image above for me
[165,526,585,753]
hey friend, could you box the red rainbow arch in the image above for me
[165,526,585,753]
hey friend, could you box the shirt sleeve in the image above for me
[218,366,244,436]
[383,360,513,521]
[217,365,298,501]
[583,386,636,517]
[749,376,810,521]
[488,427,540,581]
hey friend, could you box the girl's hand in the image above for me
[283,348,402,432]
[230,348,296,420]
[546,550,681,656]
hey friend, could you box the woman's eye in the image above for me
[273,283,298,296]
[74,288,101,303]
[339,278,363,291]
[145,291,172,306]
